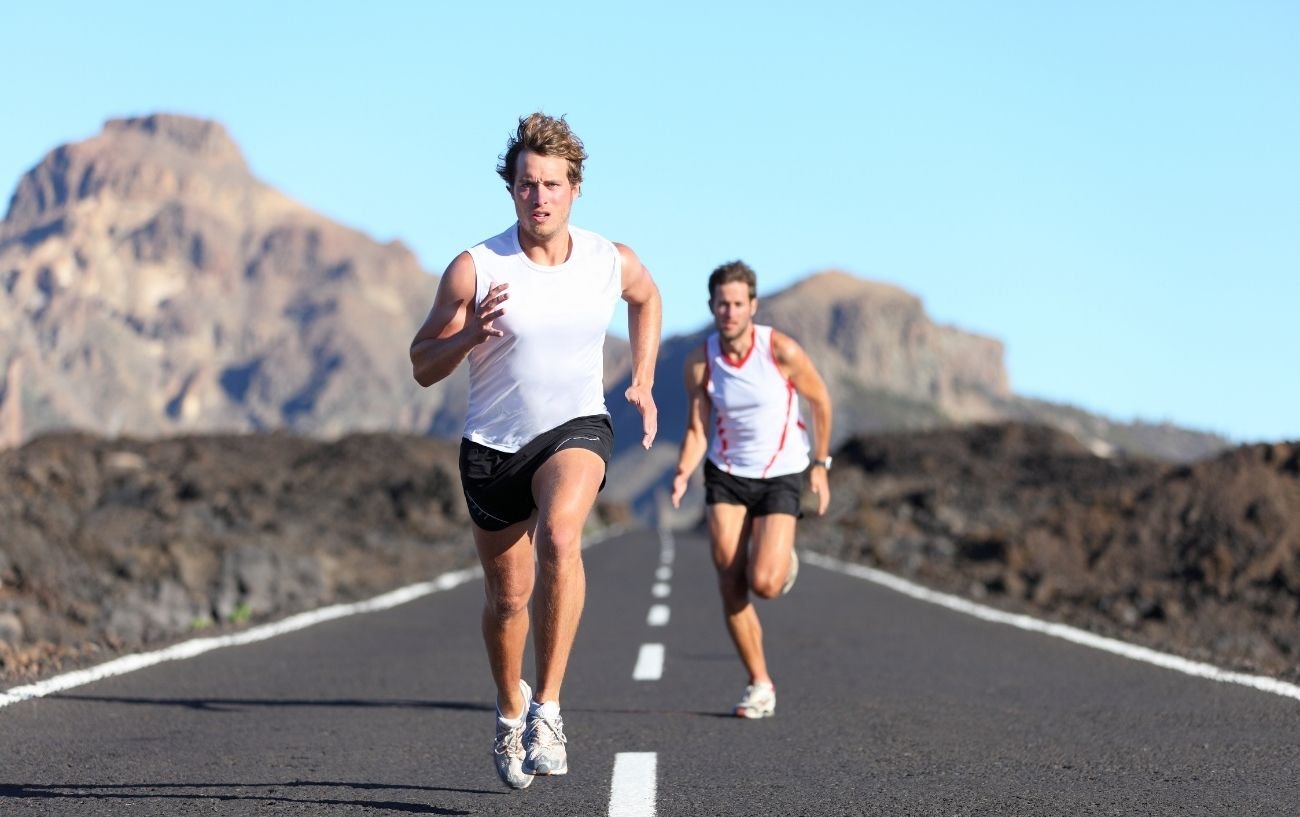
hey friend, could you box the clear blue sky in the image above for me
[4,2,1297,443]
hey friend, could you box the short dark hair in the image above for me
[708,260,757,300]
[497,112,588,189]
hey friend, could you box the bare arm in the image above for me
[409,252,507,387]
[773,330,833,514]
[617,243,661,449]
[670,344,711,509]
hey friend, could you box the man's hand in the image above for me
[670,470,689,508]
[809,465,831,515]
[625,383,657,449]
[462,282,508,344]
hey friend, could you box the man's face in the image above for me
[511,150,579,243]
[710,281,757,342]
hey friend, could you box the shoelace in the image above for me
[494,722,526,757]
[527,713,568,749]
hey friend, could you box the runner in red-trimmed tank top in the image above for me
[670,259,834,718]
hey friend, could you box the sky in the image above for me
[3,1,1297,443]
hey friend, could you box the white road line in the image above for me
[0,526,634,710]
[804,551,1300,702]
[654,566,672,582]
[658,528,675,566]
[609,751,657,817]
[647,604,670,627]
[0,567,481,709]
[633,643,665,681]
[651,582,671,599]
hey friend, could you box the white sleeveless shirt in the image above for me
[463,224,622,452]
[706,324,811,478]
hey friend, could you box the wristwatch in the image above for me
[813,457,832,471]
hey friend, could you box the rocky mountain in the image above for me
[0,114,1227,481]
[0,114,457,446]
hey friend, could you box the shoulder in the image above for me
[612,241,643,270]
[684,341,710,387]
[440,251,477,291]
[766,327,805,366]
[685,340,709,367]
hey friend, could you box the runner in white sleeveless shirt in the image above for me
[671,260,833,719]
[410,113,661,789]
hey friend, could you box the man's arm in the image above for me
[409,252,507,387]
[773,330,833,515]
[617,243,661,450]
[670,344,710,509]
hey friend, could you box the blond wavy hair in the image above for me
[497,112,588,189]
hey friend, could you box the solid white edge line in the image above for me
[647,604,670,626]
[803,551,1300,702]
[632,643,665,681]
[609,751,657,817]
[1,525,628,710]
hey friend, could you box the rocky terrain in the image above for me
[2,426,1294,688]
[799,423,1300,683]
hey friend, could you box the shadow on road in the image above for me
[49,693,494,713]
[0,780,498,814]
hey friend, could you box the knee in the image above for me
[750,566,783,600]
[484,576,532,618]
[536,519,584,569]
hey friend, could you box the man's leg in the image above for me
[708,503,771,685]
[747,513,798,599]
[473,518,536,720]
[529,447,605,705]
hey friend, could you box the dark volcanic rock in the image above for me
[0,432,479,682]
[800,423,1300,682]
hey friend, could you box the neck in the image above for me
[517,224,571,266]
[720,325,753,360]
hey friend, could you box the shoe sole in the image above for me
[523,760,568,775]
[734,707,775,719]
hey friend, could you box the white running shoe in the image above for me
[493,680,534,789]
[781,548,799,595]
[523,700,568,775]
[734,681,776,718]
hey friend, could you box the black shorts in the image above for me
[703,459,804,517]
[459,414,613,532]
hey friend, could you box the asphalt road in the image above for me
[1,527,1297,815]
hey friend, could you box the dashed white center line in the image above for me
[646,604,670,626]
[654,566,672,581]
[651,582,671,598]
[609,751,657,817]
[632,643,665,680]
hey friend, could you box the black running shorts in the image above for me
[703,459,803,517]
[459,414,614,532]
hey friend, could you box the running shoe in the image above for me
[735,681,776,719]
[780,548,799,595]
[493,679,534,789]
[523,699,568,775]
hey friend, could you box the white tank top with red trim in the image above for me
[705,324,810,479]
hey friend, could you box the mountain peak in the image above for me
[778,269,919,305]
[101,113,244,162]
[3,112,251,228]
